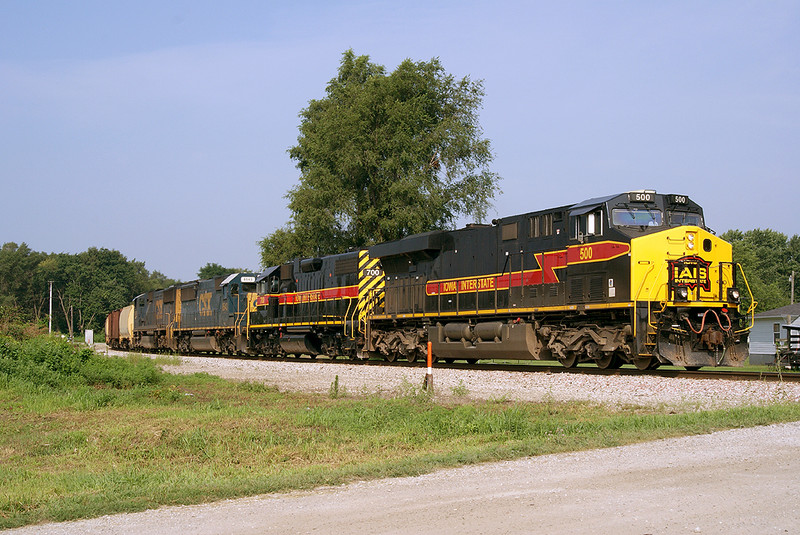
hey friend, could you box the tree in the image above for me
[146,270,179,291]
[0,242,182,336]
[197,263,243,280]
[259,50,500,267]
[45,248,150,337]
[722,229,800,311]
[0,242,48,322]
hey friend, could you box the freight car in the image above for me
[104,305,133,349]
[106,190,755,370]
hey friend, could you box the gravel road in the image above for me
[6,352,800,534]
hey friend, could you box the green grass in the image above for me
[1,335,800,529]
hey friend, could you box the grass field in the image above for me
[2,335,800,529]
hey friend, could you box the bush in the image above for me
[0,306,44,340]
[0,335,163,389]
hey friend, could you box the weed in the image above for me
[395,376,433,402]
[328,375,347,399]
[450,380,469,397]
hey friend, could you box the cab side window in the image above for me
[574,210,603,241]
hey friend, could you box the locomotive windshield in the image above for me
[667,210,703,227]
[611,208,663,227]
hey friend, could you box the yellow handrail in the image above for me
[734,263,757,334]
[343,296,356,338]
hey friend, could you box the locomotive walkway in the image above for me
[9,421,800,535]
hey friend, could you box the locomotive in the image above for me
[106,190,755,370]
[105,272,258,354]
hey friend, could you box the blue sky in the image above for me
[1,0,798,281]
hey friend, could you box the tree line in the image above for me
[0,243,178,338]
[0,242,247,338]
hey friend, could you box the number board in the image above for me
[627,192,655,203]
[669,194,688,204]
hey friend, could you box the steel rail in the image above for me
[157,348,800,383]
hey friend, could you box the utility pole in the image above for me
[792,271,796,305]
[48,281,53,334]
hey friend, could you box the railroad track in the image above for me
[154,348,800,383]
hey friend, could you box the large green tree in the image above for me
[260,50,500,267]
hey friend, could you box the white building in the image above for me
[749,303,800,365]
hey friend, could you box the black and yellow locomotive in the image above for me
[246,250,384,360]
[106,191,754,370]
[364,190,753,369]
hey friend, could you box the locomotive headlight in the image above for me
[727,288,741,304]
[675,286,689,301]
[686,233,695,250]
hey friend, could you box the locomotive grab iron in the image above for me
[106,191,755,370]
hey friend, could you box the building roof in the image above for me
[755,303,800,319]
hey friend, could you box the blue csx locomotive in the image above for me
[106,191,755,370]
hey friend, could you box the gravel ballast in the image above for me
[154,354,800,411]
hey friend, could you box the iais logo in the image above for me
[669,256,711,291]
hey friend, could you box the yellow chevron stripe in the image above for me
[356,250,385,321]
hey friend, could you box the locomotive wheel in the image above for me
[557,352,579,368]
[595,352,621,370]
[684,366,702,371]
[384,352,396,363]
[633,356,660,370]
[406,351,418,363]
[466,359,479,365]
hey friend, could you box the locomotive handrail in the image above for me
[734,262,757,335]
[634,261,658,302]
[343,296,356,337]
[635,261,665,349]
